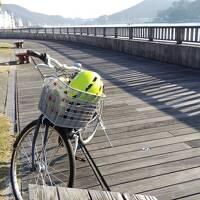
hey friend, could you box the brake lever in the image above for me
[45,54,54,68]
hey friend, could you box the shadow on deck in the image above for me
[42,40,200,133]
[11,39,200,200]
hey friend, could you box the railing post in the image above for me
[149,27,154,41]
[115,27,118,38]
[36,28,39,39]
[52,28,54,35]
[74,27,76,35]
[129,27,133,40]
[176,27,184,44]
[103,27,106,37]
[80,27,83,35]
[87,27,89,36]
[180,27,185,43]
[60,27,62,34]
[94,27,97,36]
[176,27,180,44]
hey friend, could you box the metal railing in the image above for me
[1,26,200,44]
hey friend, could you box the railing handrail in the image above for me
[2,25,200,29]
[1,25,200,44]
[2,24,200,29]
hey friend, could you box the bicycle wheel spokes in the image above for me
[79,116,100,144]
[11,120,74,200]
[15,128,37,198]
[34,126,71,186]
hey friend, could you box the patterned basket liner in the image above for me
[38,77,104,129]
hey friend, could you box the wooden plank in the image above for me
[87,131,173,152]
[123,193,158,200]
[146,179,200,200]
[29,185,158,200]
[111,167,200,194]
[93,143,189,168]
[106,156,200,187]
[57,187,91,200]
[89,133,200,158]
[102,114,198,130]
[99,147,200,177]
[28,184,58,200]
[91,123,200,145]
[179,194,200,200]
[89,122,200,144]
[89,185,104,191]
[88,190,124,200]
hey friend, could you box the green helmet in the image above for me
[69,70,104,97]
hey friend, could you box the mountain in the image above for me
[2,0,179,27]
[96,0,176,24]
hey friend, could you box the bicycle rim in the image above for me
[10,119,75,200]
[79,116,100,145]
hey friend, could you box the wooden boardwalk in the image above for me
[10,39,200,199]
[29,185,157,200]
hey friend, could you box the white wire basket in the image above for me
[38,76,104,129]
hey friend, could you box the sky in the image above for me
[3,0,143,19]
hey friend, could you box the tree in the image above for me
[154,0,200,22]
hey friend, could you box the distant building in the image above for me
[0,3,24,29]
[0,10,15,28]
[15,17,23,28]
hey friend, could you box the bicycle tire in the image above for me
[10,118,75,200]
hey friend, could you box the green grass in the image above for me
[0,69,10,114]
[0,42,14,64]
[0,48,13,65]
[0,42,14,199]
[0,115,12,160]
[0,43,13,49]
[0,48,12,57]
[0,115,14,199]
[0,67,10,73]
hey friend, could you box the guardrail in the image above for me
[1,26,200,44]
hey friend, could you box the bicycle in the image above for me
[10,50,112,200]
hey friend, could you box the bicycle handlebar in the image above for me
[27,50,47,63]
[27,49,82,71]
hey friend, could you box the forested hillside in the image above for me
[155,0,200,22]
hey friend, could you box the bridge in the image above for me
[1,25,200,199]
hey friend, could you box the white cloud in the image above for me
[3,0,143,18]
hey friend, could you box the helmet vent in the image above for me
[93,77,97,82]
[85,84,93,91]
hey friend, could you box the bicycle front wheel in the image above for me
[10,118,75,200]
[79,116,100,145]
